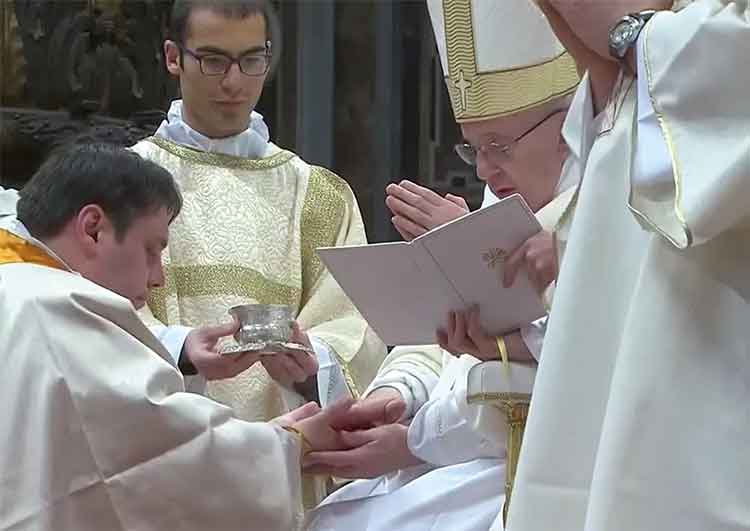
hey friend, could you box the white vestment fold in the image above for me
[0,228,305,531]
[507,4,750,530]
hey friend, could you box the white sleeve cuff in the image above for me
[310,335,349,407]
[520,316,548,363]
[365,366,436,420]
[633,29,673,193]
[148,325,192,367]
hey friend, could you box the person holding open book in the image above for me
[304,1,582,529]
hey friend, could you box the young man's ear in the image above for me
[164,40,182,77]
[75,205,106,254]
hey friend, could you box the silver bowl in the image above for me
[229,304,294,348]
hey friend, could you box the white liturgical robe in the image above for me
[507,3,750,531]
[0,219,306,531]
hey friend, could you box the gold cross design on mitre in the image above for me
[452,70,473,112]
[482,248,508,270]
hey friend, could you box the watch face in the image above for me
[612,18,639,48]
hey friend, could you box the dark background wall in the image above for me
[0,0,481,242]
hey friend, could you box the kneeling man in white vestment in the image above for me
[0,143,360,531]
[305,1,582,529]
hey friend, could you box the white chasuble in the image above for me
[0,245,305,530]
[507,4,750,530]
[131,137,386,423]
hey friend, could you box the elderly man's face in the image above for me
[460,105,568,213]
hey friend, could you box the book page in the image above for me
[416,194,546,336]
[316,242,463,345]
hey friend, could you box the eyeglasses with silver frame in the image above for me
[454,109,566,167]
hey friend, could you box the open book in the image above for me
[316,194,546,345]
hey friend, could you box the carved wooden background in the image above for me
[1,0,177,187]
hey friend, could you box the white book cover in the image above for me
[317,194,545,345]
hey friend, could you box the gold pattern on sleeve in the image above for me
[147,264,301,324]
[299,166,349,305]
[146,136,297,171]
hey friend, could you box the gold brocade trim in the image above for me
[337,355,362,400]
[314,335,362,400]
[465,391,531,406]
[146,136,297,171]
[146,264,300,323]
[466,390,530,527]
[442,0,579,122]
[148,288,169,324]
[299,166,348,305]
[626,20,692,250]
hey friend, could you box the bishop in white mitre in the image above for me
[306,1,581,529]
[507,2,750,531]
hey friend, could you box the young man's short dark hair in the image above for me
[17,143,182,241]
[170,0,273,45]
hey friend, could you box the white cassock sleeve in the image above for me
[363,345,444,421]
[4,279,305,531]
[310,334,350,406]
[519,317,547,362]
[406,356,506,466]
[629,0,750,248]
[148,323,192,366]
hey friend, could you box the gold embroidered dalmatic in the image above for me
[131,137,386,418]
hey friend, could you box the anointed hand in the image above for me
[329,387,407,431]
[291,398,357,453]
[386,180,469,241]
[261,322,319,388]
[181,320,262,380]
[303,423,422,479]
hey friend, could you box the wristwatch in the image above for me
[608,10,657,60]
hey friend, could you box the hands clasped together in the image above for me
[276,388,423,479]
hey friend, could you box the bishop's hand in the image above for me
[503,229,558,296]
[437,306,500,361]
[386,180,469,241]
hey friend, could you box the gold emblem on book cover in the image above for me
[482,247,508,270]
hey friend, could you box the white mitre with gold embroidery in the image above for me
[427,0,579,122]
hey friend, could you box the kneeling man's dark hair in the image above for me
[17,143,182,241]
